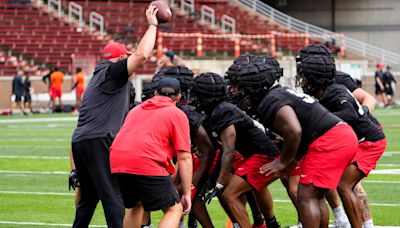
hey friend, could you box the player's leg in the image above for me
[253,187,280,228]
[246,192,265,227]
[190,197,213,228]
[326,190,350,227]
[354,181,374,228]
[159,203,183,228]
[124,203,145,228]
[297,183,327,228]
[337,164,364,228]
[219,174,254,228]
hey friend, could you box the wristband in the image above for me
[149,23,158,27]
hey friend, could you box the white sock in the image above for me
[332,206,347,220]
[363,219,374,228]
[233,223,241,228]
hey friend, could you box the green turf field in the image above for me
[0,110,399,227]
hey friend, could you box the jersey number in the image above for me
[286,88,315,104]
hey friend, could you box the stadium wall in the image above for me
[263,0,400,54]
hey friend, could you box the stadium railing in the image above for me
[238,0,400,67]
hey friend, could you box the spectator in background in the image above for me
[23,71,34,114]
[156,51,186,73]
[49,67,64,112]
[383,66,397,106]
[375,63,388,107]
[10,70,26,115]
[71,67,85,112]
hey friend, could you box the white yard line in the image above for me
[0,117,77,124]
[0,170,68,175]
[0,145,67,149]
[0,221,106,227]
[0,191,399,207]
[371,169,400,174]
[0,191,73,196]
[0,155,68,159]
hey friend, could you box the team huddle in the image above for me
[68,6,386,228]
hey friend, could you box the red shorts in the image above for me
[232,152,245,171]
[299,124,358,189]
[235,154,280,190]
[192,149,220,176]
[50,87,62,99]
[352,138,386,176]
[288,158,304,176]
[76,87,84,96]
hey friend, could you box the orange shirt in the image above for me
[76,72,85,89]
[50,71,64,89]
[110,96,191,176]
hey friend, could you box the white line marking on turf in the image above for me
[0,145,67,148]
[0,155,68,159]
[364,180,400,184]
[0,221,106,227]
[0,138,69,142]
[371,169,400,174]
[0,191,73,196]
[0,117,77,124]
[1,191,399,207]
[0,170,68,175]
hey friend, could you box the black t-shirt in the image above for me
[207,101,280,158]
[179,104,206,139]
[320,84,384,142]
[256,86,341,155]
[72,59,130,143]
[335,71,381,127]
[23,78,31,94]
[12,75,24,95]
[375,70,385,89]
[335,71,358,92]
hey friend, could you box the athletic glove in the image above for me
[203,183,224,204]
[68,169,79,191]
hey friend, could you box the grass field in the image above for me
[0,109,399,227]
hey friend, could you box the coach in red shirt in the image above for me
[110,77,192,228]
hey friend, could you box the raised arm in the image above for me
[127,5,158,75]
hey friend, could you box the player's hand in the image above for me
[203,183,223,204]
[259,159,285,177]
[68,169,79,191]
[181,193,192,215]
[146,5,158,26]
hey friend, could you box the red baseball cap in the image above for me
[101,42,133,59]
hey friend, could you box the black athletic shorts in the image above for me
[24,93,31,102]
[12,94,22,102]
[115,173,180,211]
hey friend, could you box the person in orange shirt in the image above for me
[71,67,85,111]
[50,67,64,112]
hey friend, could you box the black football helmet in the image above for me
[296,55,336,94]
[191,72,228,112]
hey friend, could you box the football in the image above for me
[149,1,172,24]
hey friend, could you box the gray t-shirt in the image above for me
[72,59,130,143]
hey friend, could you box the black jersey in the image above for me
[206,101,280,158]
[319,84,384,142]
[256,86,341,155]
[335,71,381,127]
[179,104,206,139]
[335,71,358,92]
